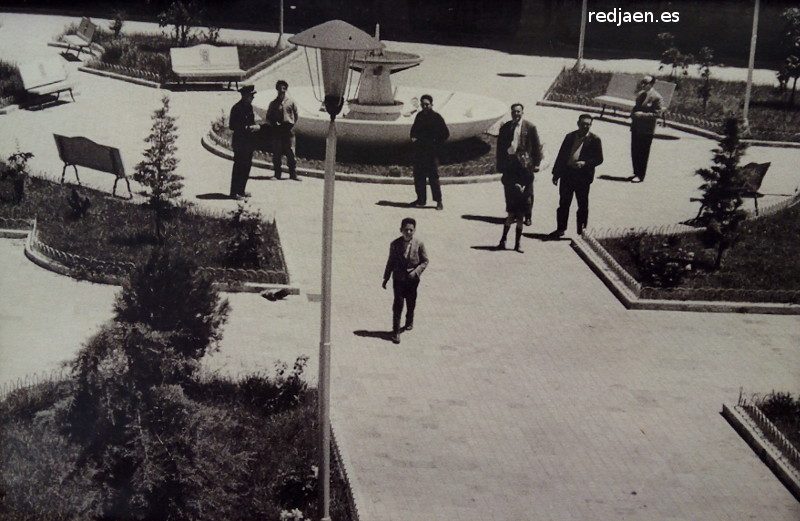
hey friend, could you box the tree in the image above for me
[695,118,748,269]
[158,0,204,47]
[656,32,693,82]
[59,250,232,521]
[778,7,800,106]
[114,249,230,371]
[133,96,183,242]
[696,46,714,114]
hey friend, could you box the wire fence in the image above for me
[0,367,69,402]
[737,392,800,472]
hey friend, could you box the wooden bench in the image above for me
[169,44,244,89]
[18,58,75,107]
[693,162,771,217]
[53,134,132,198]
[594,73,676,125]
[61,17,99,57]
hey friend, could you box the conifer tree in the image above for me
[695,118,748,268]
[134,96,183,242]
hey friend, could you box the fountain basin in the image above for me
[254,86,507,146]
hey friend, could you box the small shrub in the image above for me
[1,148,34,202]
[622,233,695,288]
[224,202,269,269]
[66,187,91,219]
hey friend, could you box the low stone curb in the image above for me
[571,234,800,314]
[0,228,29,239]
[47,40,104,56]
[537,99,800,149]
[79,65,162,88]
[721,404,800,502]
[201,132,501,185]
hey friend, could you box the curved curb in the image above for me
[201,133,502,185]
[537,99,800,149]
[17,229,298,295]
[79,65,162,88]
[571,235,800,314]
[722,404,800,502]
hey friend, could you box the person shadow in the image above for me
[597,174,634,182]
[196,193,234,200]
[354,329,398,342]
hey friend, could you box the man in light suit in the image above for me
[496,103,542,252]
[629,75,663,183]
[383,217,429,344]
[550,114,604,237]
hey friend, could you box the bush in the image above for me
[756,391,800,451]
[621,233,695,288]
[224,202,269,269]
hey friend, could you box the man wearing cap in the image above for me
[266,80,300,181]
[629,75,663,183]
[229,85,261,198]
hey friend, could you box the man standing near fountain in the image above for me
[410,94,449,210]
[266,80,299,181]
[496,103,542,251]
[229,85,261,199]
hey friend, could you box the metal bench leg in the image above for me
[599,105,606,119]
[68,88,75,102]
[753,196,759,216]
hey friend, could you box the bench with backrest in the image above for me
[693,162,771,217]
[594,73,676,125]
[18,58,75,106]
[61,17,98,57]
[169,44,245,89]
[53,134,132,198]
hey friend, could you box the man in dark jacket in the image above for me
[410,94,449,210]
[629,75,663,183]
[496,103,542,251]
[229,85,261,199]
[550,114,604,237]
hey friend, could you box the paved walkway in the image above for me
[1,12,799,521]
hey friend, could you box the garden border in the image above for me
[722,401,800,502]
[201,130,502,185]
[3,218,298,294]
[571,193,800,313]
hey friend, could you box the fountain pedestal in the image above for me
[347,50,422,121]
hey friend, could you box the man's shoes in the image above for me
[630,176,643,183]
[524,218,532,226]
[391,333,401,344]
[577,224,585,235]
[290,176,302,182]
[548,229,565,239]
[275,174,283,180]
[404,322,413,331]
[231,192,251,200]
[409,200,425,207]
[435,202,444,211]
[514,244,524,253]
[497,240,506,250]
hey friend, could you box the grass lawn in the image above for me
[546,68,800,143]
[0,371,353,521]
[58,23,282,84]
[598,200,800,302]
[0,175,287,283]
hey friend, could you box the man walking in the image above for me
[550,114,603,237]
[496,103,542,251]
[410,94,449,210]
[629,75,662,183]
[229,85,261,198]
[382,217,429,344]
[266,79,300,181]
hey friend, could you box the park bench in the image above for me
[169,44,245,89]
[61,17,99,57]
[692,162,771,217]
[53,134,133,198]
[18,58,75,107]
[594,73,675,126]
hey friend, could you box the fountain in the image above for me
[253,32,506,147]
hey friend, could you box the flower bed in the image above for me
[545,68,800,143]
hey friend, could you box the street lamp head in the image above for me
[289,20,383,117]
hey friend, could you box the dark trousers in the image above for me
[392,277,419,332]
[502,168,533,220]
[631,132,654,180]
[272,126,297,179]
[230,140,254,196]
[556,172,591,232]
[413,154,442,204]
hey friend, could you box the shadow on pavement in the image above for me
[461,214,505,225]
[471,245,503,251]
[598,175,634,183]
[524,232,568,241]
[59,52,81,62]
[354,330,396,342]
[376,200,434,209]
[196,193,233,200]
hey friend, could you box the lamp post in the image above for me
[576,0,587,70]
[288,21,382,521]
[743,0,760,131]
